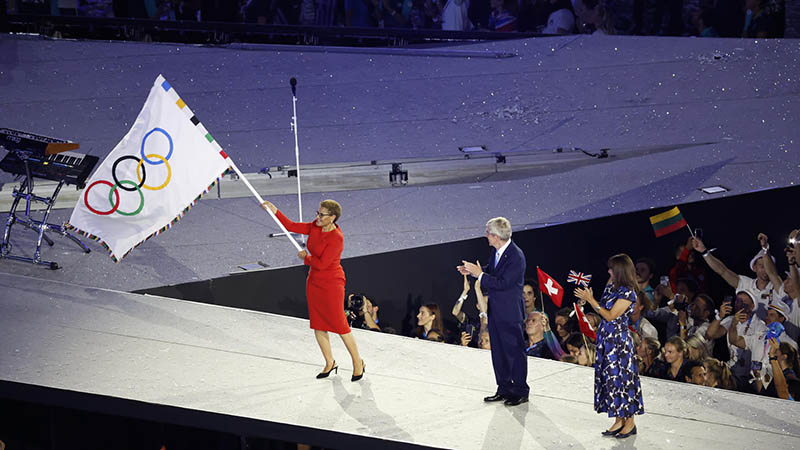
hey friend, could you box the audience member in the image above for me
[488,0,518,31]
[638,336,668,378]
[523,280,537,318]
[414,303,444,339]
[539,7,575,34]
[670,236,708,293]
[742,0,784,38]
[765,231,800,344]
[704,357,735,390]
[765,300,797,349]
[662,336,688,382]
[554,307,576,345]
[693,235,774,321]
[684,360,707,385]
[630,293,658,340]
[721,291,767,390]
[442,0,471,29]
[686,334,709,362]
[767,339,800,400]
[635,257,656,302]
[572,0,615,34]
[524,311,555,359]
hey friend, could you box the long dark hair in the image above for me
[416,303,444,338]
[608,253,638,292]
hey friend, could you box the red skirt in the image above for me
[306,268,350,334]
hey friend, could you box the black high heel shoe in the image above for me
[351,360,365,382]
[316,361,338,379]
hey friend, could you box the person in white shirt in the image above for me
[692,236,774,321]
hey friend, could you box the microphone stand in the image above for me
[269,77,305,246]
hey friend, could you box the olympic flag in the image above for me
[67,75,231,262]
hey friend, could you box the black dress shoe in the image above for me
[601,427,622,436]
[503,396,529,406]
[483,394,505,402]
[615,426,637,439]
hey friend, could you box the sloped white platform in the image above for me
[1,272,799,449]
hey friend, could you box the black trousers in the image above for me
[488,319,530,398]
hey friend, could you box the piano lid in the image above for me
[0,128,80,156]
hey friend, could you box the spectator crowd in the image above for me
[21,0,787,37]
[351,228,800,402]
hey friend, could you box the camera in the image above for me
[348,294,365,312]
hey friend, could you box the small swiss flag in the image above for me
[537,267,564,307]
[574,302,597,341]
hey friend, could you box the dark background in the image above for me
[139,185,800,337]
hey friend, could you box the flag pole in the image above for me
[686,224,695,238]
[224,157,305,253]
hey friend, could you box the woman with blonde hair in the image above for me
[704,357,735,390]
[686,335,709,362]
[663,336,688,382]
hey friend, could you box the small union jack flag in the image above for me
[567,270,592,287]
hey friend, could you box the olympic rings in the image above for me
[108,180,145,216]
[84,127,176,216]
[140,128,173,165]
[112,155,146,192]
[84,180,120,215]
[136,154,171,191]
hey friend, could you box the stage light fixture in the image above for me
[699,185,729,194]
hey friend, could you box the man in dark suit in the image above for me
[458,217,529,405]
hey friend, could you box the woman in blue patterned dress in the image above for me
[574,253,644,439]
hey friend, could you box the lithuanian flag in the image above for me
[649,206,688,237]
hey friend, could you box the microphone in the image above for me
[290,77,297,97]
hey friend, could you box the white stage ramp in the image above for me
[1,272,799,450]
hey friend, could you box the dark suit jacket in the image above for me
[481,241,526,323]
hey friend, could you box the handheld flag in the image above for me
[537,267,564,307]
[649,206,688,238]
[567,270,592,287]
[67,75,231,262]
[574,302,596,340]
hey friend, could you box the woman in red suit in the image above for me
[262,199,365,381]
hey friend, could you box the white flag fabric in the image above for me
[67,75,230,262]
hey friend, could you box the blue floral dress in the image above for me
[594,284,645,417]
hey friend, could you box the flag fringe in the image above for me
[65,172,226,263]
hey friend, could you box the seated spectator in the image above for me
[693,235,774,321]
[638,336,668,378]
[348,294,382,331]
[585,312,601,335]
[670,236,708,293]
[441,0,471,30]
[635,257,656,302]
[560,354,579,364]
[564,331,586,357]
[426,329,445,342]
[414,303,444,339]
[524,311,564,359]
[488,0,517,31]
[572,0,614,34]
[684,360,707,385]
[554,307,577,345]
[648,278,699,340]
[686,334,710,362]
[539,8,575,34]
[663,336,689,382]
[683,294,715,354]
[523,280,537,318]
[704,357,735,390]
[767,339,800,400]
[577,340,596,367]
[696,8,719,36]
[742,0,785,38]
[630,293,658,340]
[477,328,491,349]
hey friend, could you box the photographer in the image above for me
[765,230,800,345]
[718,291,767,391]
[346,293,381,331]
